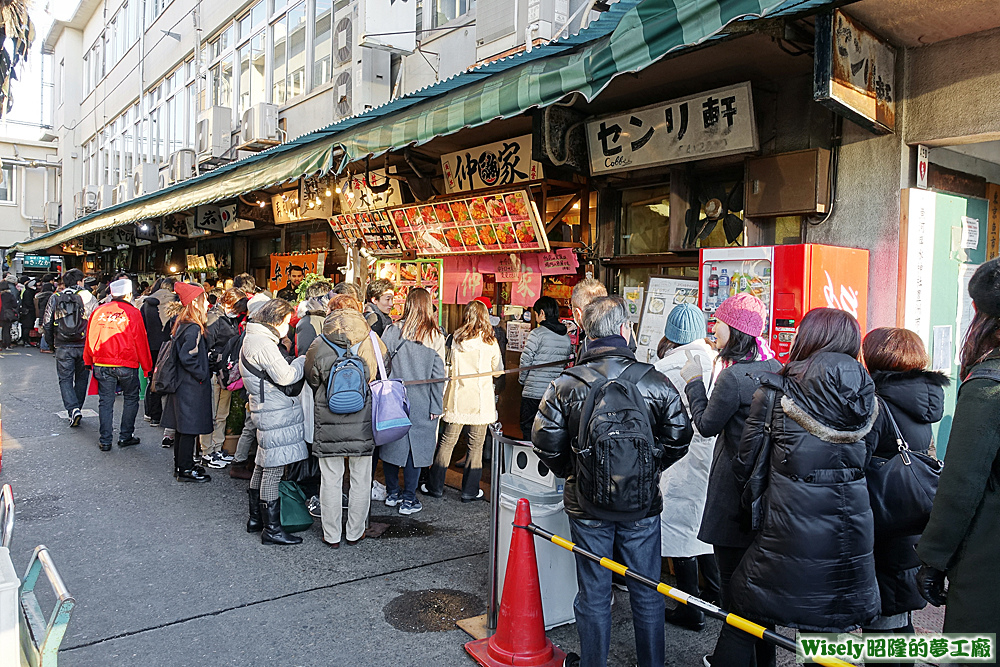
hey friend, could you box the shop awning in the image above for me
[12,0,833,254]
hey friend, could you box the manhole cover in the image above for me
[383,589,485,633]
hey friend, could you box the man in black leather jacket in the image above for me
[532,295,692,667]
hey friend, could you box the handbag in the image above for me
[278,480,314,532]
[152,337,181,394]
[284,455,321,484]
[368,331,412,446]
[865,398,943,537]
[741,387,778,532]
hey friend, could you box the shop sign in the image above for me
[441,135,542,194]
[183,214,210,238]
[135,220,159,242]
[82,235,98,252]
[269,252,324,294]
[814,10,896,135]
[272,192,336,224]
[586,82,758,175]
[338,170,403,212]
[358,0,416,54]
[330,209,401,255]
[224,217,255,233]
[441,256,484,304]
[22,255,50,268]
[538,249,578,275]
[159,215,188,240]
[195,204,235,232]
[387,189,549,256]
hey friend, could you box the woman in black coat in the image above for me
[860,328,948,661]
[730,308,880,642]
[161,283,214,482]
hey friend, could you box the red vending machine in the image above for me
[699,244,869,362]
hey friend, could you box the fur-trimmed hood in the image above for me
[781,351,876,443]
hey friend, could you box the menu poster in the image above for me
[506,321,532,353]
[623,287,643,324]
[387,189,549,256]
[332,211,402,255]
[375,258,444,323]
[634,277,699,364]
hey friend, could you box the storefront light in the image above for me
[169,265,178,273]
[335,186,341,194]
[258,200,266,207]
[325,188,332,197]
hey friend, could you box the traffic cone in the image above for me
[466,498,567,667]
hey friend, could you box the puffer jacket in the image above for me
[729,351,880,632]
[865,369,948,618]
[533,336,693,522]
[304,309,386,457]
[518,320,573,399]
[295,302,326,356]
[239,322,308,468]
[206,306,239,372]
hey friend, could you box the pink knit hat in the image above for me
[714,293,767,337]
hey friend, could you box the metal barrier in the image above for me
[19,546,75,667]
[1,484,14,549]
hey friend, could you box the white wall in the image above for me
[0,140,60,247]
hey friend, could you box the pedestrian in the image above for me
[424,300,503,502]
[363,278,394,337]
[331,281,362,302]
[18,278,38,346]
[234,273,259,295]
[84,278,153,451]
[917,258,1000,635]
[380,288,446,515]
[240,298,307,546]
[0,279,17,350]
[150,277,178,329]
[276,265,305,302]
[517,296,572,439]
[570,277,607,360]
[42,269,98,426]
[473,296,508,395]
[294,279,332,355]
[681,292,781,667]
[728,308,879,646]
[140,278,170,428]
[34,279,56,353]
[161,283,213,483]
[653,303,721,631]
[229,293,270,479]
[533,295,692,667]
[199,287,245,469]
[305,293,386,547]
[860,327,948,657]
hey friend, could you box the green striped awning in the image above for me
[12,0,830,254]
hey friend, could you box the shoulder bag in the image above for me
[865,397,943,537]
[369,331,412,446]
[741,387,778,532]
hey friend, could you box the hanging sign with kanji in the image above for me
[440,135,543,194]
[269,253,322,294]
[586,82,758,175]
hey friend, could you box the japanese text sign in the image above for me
[442,256,483,305]
[338,170,403,212]
[387,189,549,256]
[330,210,401,255]
[272,192,336,224]
[509,255,542,308]
[441,135,543,194]
[269,253,321,295]
[587,82,758,175]
[538,248,579,275]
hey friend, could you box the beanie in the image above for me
[664,303,706,345]
[473,295,492,310]
[174,282,205,306]
[247,292,270,317]
[714,293,767,337]
[969,258,1000,317]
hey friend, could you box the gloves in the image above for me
[916,564,947,606]
[679,352,704,384]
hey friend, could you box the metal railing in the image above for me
[1,484,14,549]
[19,546,75,667]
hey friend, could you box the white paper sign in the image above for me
[903,189,936,347]
[635,277,700,364]
[961,216,980,250]
[506,321,532,353]
[587,82,758,175]
[623,287,643,324]
[932,325,952,373]
[441,135,542,194]
[955,263,977,366]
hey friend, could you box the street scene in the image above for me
[0,0,998,665]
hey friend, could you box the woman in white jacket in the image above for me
[654,303,721,631]
[423,300,502,502]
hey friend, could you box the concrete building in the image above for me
[0,138,60,248]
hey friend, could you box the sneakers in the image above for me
[343,492,349,509]
[385,490,403,507]
[117,436,140,448]
[143,414,151,422]
[70,408,82,427]
[461,489,485,503]
[161,436,173,448]
[419,483,443,499]
[149,420,160,427]
[204,452,228,469]
[217,452,235,463]
[307,496,322,519]
[399,499,422,515]
[371,480,388,502]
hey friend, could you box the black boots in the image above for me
[247,489,263,533]
[260,498,302,545]
[665,556,706,631]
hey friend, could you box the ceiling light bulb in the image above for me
[572,202,580,209]
[259,200,265,207]
[335,186,341,194]
[325,188,332,197]
[308,201,315,209]
[169,265,177,272]
[316,197,322,205]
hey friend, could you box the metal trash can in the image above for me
[496,439,578,630]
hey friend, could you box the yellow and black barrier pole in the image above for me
[521,522,855,667]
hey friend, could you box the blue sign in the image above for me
[22,255,50,268]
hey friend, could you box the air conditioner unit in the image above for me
[158,164,171,190]
[114,178,133,205]
[96,185,115,210]
[44,202,60,228]
[131,162,161,197]
[169,150,197,183]
[196,106,232,161]
[240,103,279,146]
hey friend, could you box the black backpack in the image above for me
[52,290,87,342]
[567,363,659,515]
[152,336,181,394]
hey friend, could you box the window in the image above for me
[145,0,170,27]
[238,32,266,115]
[239,1,265,40]
[83,53,90,94]
[271,17,287,105]
[432,0,474,28]
[620,184,672,255]
[0,165,15,203]
[286,3,306,99]
[312,0,333,90]
[211,54,234,109]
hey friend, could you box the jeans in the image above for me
[55,345,89,413]
[383,450,420,502]
[93,366,140,446]
[144,348,162,423]
[519,397,541,440]
[200,376,231,455]
[710,545,776,667]
[427,422,487,499]
[569,515,665,667]
[39,335,51,352]
[319,456,372,543]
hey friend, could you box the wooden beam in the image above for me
[545,192,581,234]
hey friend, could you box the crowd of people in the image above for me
[11,257,1000,666]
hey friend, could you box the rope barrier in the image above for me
[521,522,856,667]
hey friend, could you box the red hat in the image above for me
[473,296,492,309]
[174,282,205,306]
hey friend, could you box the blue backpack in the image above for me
[320,334,368,414]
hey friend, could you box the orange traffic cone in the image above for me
[466,498,567,667]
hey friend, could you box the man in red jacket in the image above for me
[84,278,153,451]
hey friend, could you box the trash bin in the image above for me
[496,440,578,630]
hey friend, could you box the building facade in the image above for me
[0,138,60,248]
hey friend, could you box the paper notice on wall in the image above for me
[506,321,532,353]
[623,287,644,324]
[961,216,980,250]
[955,263,978,366]
[932,325,953,373]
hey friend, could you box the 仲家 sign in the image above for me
[441,135,543,193]
[586,82,759,175]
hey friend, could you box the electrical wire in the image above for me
[807,113,843,226]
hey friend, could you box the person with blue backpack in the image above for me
[305,294,387,548]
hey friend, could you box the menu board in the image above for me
[386,189,550,256]
[634,277,700,364]
[375,258,444,324]
[329,209,402,255]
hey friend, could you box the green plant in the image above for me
[295,272,326,301]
